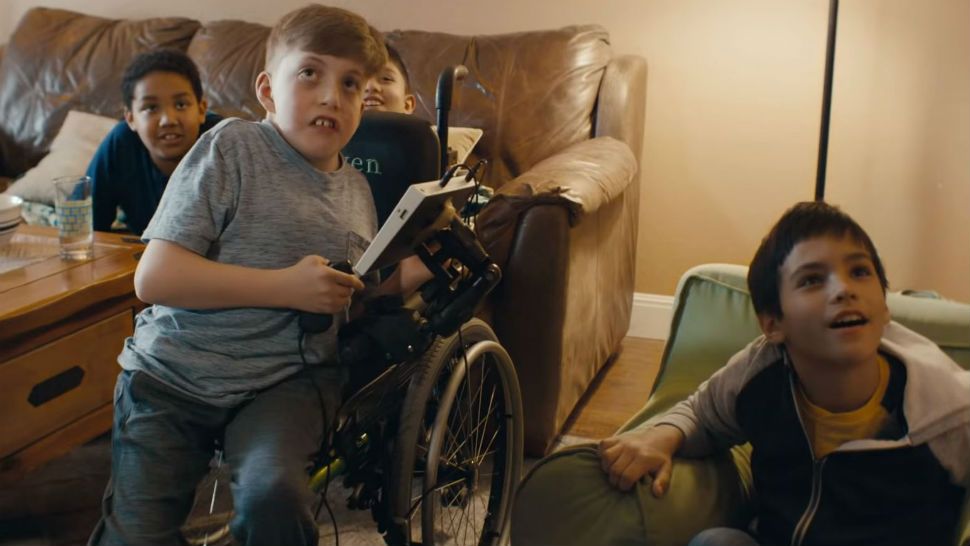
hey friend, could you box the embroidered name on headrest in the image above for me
[346,156,382,175]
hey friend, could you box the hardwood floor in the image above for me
[561,336,665,441]
[0,335,667,545]
[0,436,109,545]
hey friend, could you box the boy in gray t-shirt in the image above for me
[89,7,431,546]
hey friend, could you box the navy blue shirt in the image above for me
[86,112,222,234]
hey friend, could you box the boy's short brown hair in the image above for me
[265,5,387,76]
[747,201,889,319]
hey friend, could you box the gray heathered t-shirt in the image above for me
[119,118,378,407]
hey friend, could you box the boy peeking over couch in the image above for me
[359,44,489,215]
[86,49,221,234]
[363,44,416,114]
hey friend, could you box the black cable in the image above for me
[303,331,341,546]
[300,330,337,443]
[439,162,469,187]
[468,178,483,226]
[321,492,340,546]
[300,331,331,455]
[462,160,487,226]
[464,159,487,182]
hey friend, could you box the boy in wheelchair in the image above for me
[88,6,438,546]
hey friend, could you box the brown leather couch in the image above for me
[0,7,646,455]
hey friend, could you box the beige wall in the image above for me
[827,0,969,302]
[4,0,967,300]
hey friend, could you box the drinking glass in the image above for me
[52,175,94,260]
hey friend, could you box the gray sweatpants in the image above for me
[88,366,344,546]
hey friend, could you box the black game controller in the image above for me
[298,260,355,334]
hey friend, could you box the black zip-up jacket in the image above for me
[654,323,970,546]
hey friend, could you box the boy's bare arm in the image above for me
[371,255,434,297]
[135,239,363,311]
[599,424,685,496]
[596,341,776,497]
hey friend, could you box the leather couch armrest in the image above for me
[500,136,637,220]
[475,136,636,269]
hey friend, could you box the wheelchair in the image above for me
[180,67,524,546]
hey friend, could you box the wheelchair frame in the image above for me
[183,210,523,546]
[309,215,524,546]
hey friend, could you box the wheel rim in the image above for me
[419,340,517,546]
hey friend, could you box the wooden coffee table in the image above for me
[0,225,144,483]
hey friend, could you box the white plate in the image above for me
[0,194,24,224]
[0,229,15,246]
[0,216,21,230]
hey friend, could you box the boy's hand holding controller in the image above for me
[285,256,364,314]
[598,424,684,496]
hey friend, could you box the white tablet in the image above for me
[354,176,478,275]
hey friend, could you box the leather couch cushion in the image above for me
[385,26,611,189]
[0,8,201,177]
[187,20,271,122]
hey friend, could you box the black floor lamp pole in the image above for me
[815,0,839,201]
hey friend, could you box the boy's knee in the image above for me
[231,470,317,545]
[512,446,646,546]
[687,527,760,546]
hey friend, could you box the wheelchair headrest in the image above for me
[343,111,441,227]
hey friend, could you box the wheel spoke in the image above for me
[431,477,467,492]
[443,490,463,542]
[448,375,472,459]
[461,352,477,473]
[473,356,488,459]
[479,429,501,465]
[475,384,498,463]
[431,361,502,544]
[442,386,497,466]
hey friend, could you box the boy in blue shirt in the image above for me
[88,6,431,546]
[86,49,221,234]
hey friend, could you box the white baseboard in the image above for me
[627,292,675,340]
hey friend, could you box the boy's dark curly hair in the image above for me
[748,201,889,318]
[121,49,203,109]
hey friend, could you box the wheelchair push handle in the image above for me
[298,260,355,334]
[435,65,468,173]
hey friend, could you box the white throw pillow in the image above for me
[3,111,119,205]
[432,126,484,166]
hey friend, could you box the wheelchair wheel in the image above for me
[388,319,523,546]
